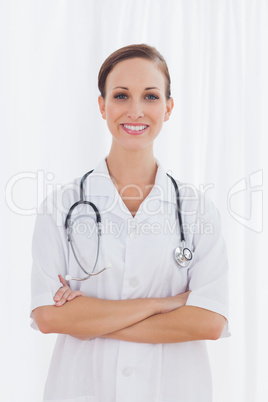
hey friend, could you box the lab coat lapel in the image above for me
[83,158,177,222]
[83,158,133,221]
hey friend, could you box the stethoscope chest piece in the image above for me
[174,241,193,268]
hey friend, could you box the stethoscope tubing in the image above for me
[64,168,193,281]
[166,173,185,243]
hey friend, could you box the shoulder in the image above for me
[157,159,220,218]
[39,177,81,211]
[36,176,82,231]
[163,169,221,237]
[169,173,220,219]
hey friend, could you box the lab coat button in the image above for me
[129,277,140,288]
[122,367,133,377]
[129,231,135,238]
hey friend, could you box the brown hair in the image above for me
[98,43,171,99]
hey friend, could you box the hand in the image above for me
[158,291,191,314]
[53,275,85,307]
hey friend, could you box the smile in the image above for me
[121,124,149,135]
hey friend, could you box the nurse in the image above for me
[31,44,229,402]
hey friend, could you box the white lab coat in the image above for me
[31,157,230,402]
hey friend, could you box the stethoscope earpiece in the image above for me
[65,263,112,282]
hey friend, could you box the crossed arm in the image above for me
[32,276,226,343]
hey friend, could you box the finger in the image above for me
[55,288,72,306]
[54,285,70,301]
[54,275,71,301]
[58,274,68,287]
[67,291,85,301]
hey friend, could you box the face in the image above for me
[98,57,174,152]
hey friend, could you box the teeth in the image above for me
[123,124,147,131]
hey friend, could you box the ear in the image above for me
[164,97,174,122]
[98,96,106,120]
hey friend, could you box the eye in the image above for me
[145,94,159,100]
[114,93,127,100]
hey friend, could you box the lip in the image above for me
[120,123,149,136]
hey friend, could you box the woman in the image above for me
[31,44,229,402]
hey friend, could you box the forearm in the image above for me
[33,296,160,338]
[102,306,226,343]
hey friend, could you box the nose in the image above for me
[127,100,144,120]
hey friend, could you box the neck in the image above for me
[106,142,157,187]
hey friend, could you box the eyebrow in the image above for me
[112,86,160,91]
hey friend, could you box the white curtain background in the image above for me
[1,0,267,401]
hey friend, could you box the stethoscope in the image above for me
[65,170,193,281]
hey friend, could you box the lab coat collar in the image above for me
[83,157,177,220]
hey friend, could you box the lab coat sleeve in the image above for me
[30,190,69,331]
[185,195,230,338]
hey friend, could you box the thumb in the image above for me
[58,274,68,287]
